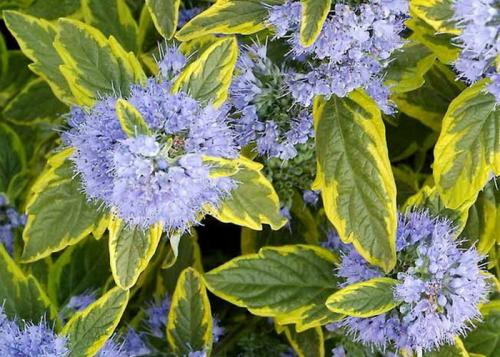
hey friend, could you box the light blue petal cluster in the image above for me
[0,193,26,254]
[96,330,150,357]
[230,44,313,160]
[65,47,238,231]
[453,0,500,102]
[267,0,408,113]
[145,294,224,343]
[326,211,489,353]
[0,307,69,357]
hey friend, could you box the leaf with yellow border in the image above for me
[313,90,397,272]
[299,0,331,47]
[167,268,213,355]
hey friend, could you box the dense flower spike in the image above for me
[453,0,500,102]
[267,0,408,113]
[326,211,489,353]
[0,193,26,254]
[65,47,238,230]
[230,44,313,160]
[145,295,224,343]
[0,307,69,357]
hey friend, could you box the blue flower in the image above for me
[178,7,202,28]
[0,193,26,255]
[229,44,313,160]
[0,307,69,357]
[65,46,239,231]
[96,330,150,357]
[145,295,224,342]
[326,211,490,353]
[267,0,408,113]
[65,292,96,312]
[453,0,500,102]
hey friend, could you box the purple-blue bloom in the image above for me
[96,330,150,357]
[0,307,69,357]
[0,193,26,255]
[326,211,489,353]
[178,7,202,28]
[229,44,313,160]
[453,0,500,102]
[65,47,238,230]
[267,0,408,113]
[65,292,96,312]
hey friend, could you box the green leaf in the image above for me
[326,277,399,318]
[176,0,284,41]
[206,156,287,231]
[464,302,500,357]
[406,14,460,64]
[393,62,465,131]
[22,149,107,262]
[0,123,26,192]
[0,244,57,322]
[173,37,238,107]
[313,91,397,272]
[82,0,139,52]
[410,0,458,35]
[0,34,7,78]
[167,268,213,355]
[283,326,325,357]
[108,216,162,290]
[145,0,180,40]
[0,51,34,108]
[54,18,145,106]
[0,0,32,16]
[299,0,331,47]
[48,237,111,307]
[433,80,500,210]
[385,42,436,94]
[26,0,81,20]
[204,245,342,328]
[3,78,68,124]
[115,98,152,137]
[62,287,129,357]
[3,11,75,104]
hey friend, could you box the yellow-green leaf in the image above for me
[0,244,57,323]
[62,287,129,357]
[393,62,465,131]
[206,156,287,231]
[204,245,341,326]
[145,0,180,40]
[3,11,75,104]
[406,13,460,64]
[385,42,436,94]
[410,0,458,35]
[299,0,331,47]
[326,277,399,318]
[434,80,500,210]
[176,0,284,41]
[115,98,152,137]
[313,91,397,272]
[22,149,107,262]
[82,0,139,52]
[3,78,68,124]
[284,325,325,357]
[167,268,213,355]
[425,337,470,357]
[54,19,144,106]
[172,37,238,107]
[108,216,163,289]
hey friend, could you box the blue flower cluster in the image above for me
[0,307,68,356]
[146,295,224,348]
[97,330,150,357]
[267,0,408,113]
[325,211,489,353]
[230,44,313,160]
[65,47,238,231]
[453,0,500,102]
[0,193,26,254]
